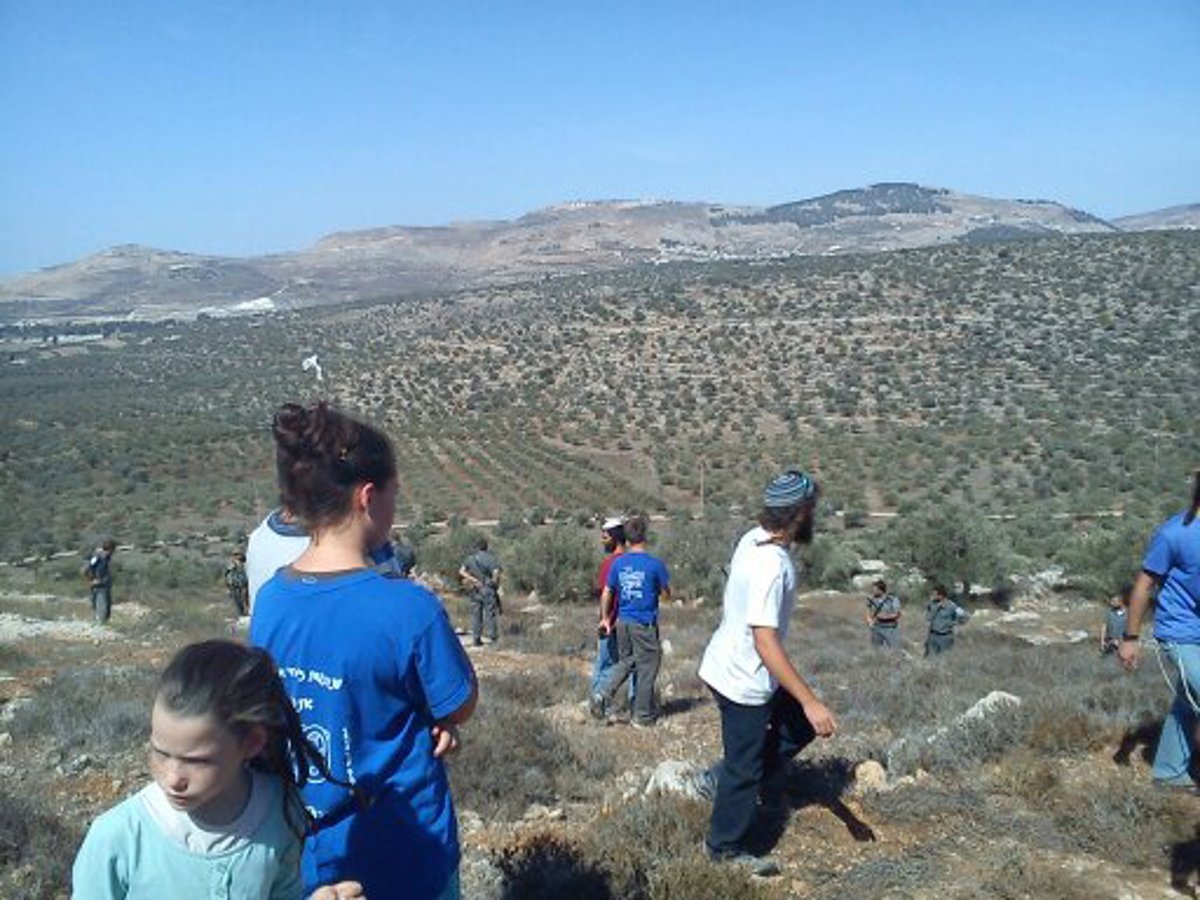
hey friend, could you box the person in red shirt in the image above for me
[590,517,627,697]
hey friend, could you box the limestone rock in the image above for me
[850,759,888,795]
[644,760,706,800]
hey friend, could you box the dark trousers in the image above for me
[470,589,499,642]
[706,687,816,856]
[925,631,954,656]
[600,620,660,723]
[870,623,900,648]
[90,584,112,624]
[228,587,248,617]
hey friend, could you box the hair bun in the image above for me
[273,401,341,461]
[272,401,395,527]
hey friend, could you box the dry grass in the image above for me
[7,665,155,757]
[0,791,80,900]
[0,570,1189,898]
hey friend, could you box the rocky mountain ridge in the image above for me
[1112,202,1200,233]
[1,183,1191,324]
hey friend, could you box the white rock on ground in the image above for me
[644,760,706,800]
[887,691,1022,772]
[850,759,889,795]
[953,691,1021,728]
[989,611,1041,625]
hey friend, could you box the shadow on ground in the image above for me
[1112,718,1162,767]
[745,756,878,854]
[659,695,706,718]
[1170,824,1200,899]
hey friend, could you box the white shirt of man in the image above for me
[699,525,797,706]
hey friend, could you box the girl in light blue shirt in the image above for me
[72,640,364,900]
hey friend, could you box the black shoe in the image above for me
[588,693,607,721]
[693,767,719,802]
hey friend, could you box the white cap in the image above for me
[601,517,624,531]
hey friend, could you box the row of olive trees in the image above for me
[405,501,1152,607]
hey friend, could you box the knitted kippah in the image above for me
[601,516,624,531]
[763,469,817,508]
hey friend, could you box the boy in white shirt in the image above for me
[698,469,837,872]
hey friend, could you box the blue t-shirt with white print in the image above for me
[250,568,473,898]
[606,550,670,625]
[1143,511,1200,643]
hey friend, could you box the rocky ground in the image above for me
[0,576,1194,899]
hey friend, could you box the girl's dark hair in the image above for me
[758,504,802,534]
[156,640,334,838]
[272,401,396,530]
[1186,469,1200,526]
[624,513,649,545]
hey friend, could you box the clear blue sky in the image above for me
[2,1,1197,275]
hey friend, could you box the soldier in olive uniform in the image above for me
[1100,587,1130,655]
[925,584,969,656]
[865,579,902,648]
[460,537,502,647]
[223,550,250,617]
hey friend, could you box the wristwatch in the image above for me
[1121,633,1140,642]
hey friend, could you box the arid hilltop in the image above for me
[4,182,1177,324]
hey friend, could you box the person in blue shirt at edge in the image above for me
[1119,469,1200,790]
[251,401,478,900]
[590,512,670,727]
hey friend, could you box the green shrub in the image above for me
[656,513,744,601]
[496,509,529,539]
[887,501,1011,593]
[447,696,590,819]
[420,524,489,583]
[804,534,859,589]
[505,526,596,603]
[497,834,613,900]
[1058,519,1146,597]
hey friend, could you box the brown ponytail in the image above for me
[272,401,396,530]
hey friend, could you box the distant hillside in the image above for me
[0,183,1130,323]
[0,245,281,322]
[1113,202,1200,232]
